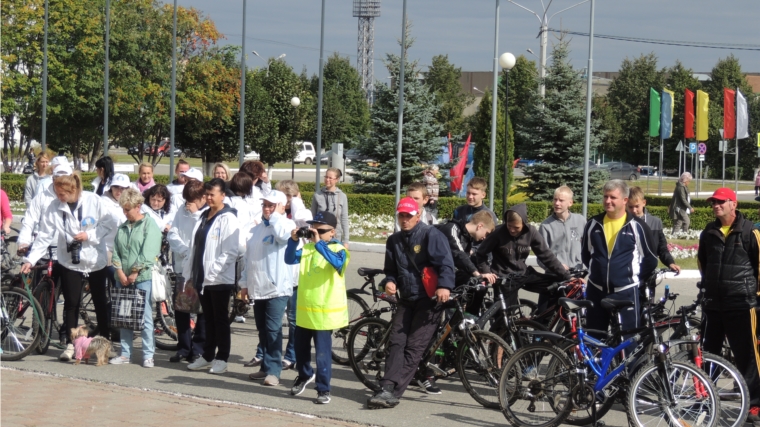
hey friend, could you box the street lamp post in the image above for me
[488,0,501,211]
[252,51,286,76]
[238,0,247,167]
[290,96,301,179]
[499,52,515,215]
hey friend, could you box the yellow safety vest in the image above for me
[296,242,350,330]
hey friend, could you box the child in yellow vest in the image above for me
[284,211,350,404]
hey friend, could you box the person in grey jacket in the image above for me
[24,153,50,206]
[538,186,585,271]
[671,172,693,233]
[311,168,349,247]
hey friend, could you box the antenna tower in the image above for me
[353,0,380,104]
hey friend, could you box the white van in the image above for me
[293,141,316,165]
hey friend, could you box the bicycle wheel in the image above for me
[494,318,549,352]
[347,316,390,392]
[33,279,55,354]
[155,273,180,350]
[626,360,720,427]
[457,328,513,409]
[332,292,370,365]
[656,314,702,343]
[550,342,617,426]
[1,286,43,361]
[498,343,575,427]
[674,351,748,427]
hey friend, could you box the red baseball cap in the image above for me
[396,197,419,215]
[707,187,737,203]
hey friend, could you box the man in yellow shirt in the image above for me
[581,180,658,335]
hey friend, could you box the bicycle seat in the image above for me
[358,268,384,277]
[600,298,634,313]
[559,297,593,312]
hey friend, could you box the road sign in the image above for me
[698,143,707,155]
[719,140,725,151]
[699,154,705,162]
[675,141,684,151]
[689,142,697,153]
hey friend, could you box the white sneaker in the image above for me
[209,359,228,374]
[187,357,212,371]
[59,344,75,361]
[234,316,246,323]
[143,358,154,368]
[109,356,130,365]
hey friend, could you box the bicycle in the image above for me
[348,279,512,409]
[331,267,397,365]
[28,247,66,354]
[498,291,720,427]
[1,277,44,360]
[1,228,22,276]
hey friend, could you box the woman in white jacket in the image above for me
[100,173,130,258]
[166,180,207,363]
[240,190,296,386]
[20,172,116,361]
[183,178,240,375]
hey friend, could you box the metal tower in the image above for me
[353,0,380,104]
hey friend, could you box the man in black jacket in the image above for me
[367,197,455,409]
[439,210,497,286]
[697,187,760,421]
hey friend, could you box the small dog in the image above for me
[70,325,112,366]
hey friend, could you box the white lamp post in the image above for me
[290,96,301,179]
[499,52,516,213]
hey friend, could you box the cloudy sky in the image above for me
[178,0,759,80]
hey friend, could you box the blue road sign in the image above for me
[689,142,697,153]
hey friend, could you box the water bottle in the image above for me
[664,285,670,300]
[581,281,587,300]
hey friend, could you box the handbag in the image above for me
[174,279,202,314]
[110,286,147,331]
[402,239,439,298]
[151,262,167,304]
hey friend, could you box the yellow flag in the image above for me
[696,90,709,141]
[757,132,760,148]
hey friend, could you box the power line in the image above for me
[548,28,760,51]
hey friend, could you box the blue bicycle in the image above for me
[497,294,720,427]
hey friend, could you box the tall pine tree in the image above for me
[520,41,607,203]
[350,32,443,194]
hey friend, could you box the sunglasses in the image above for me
[315,228,333,234]
[710,199,729,206]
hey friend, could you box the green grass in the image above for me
[350,235,388,244]
[662,257,698,270]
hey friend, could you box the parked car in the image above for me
[516,159,543,168]
[244,150,260,161]
[592,161,640,181]
[293,142,316,165]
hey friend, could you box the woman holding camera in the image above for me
[20,173,115,361]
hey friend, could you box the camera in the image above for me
[67,241,82,264]
[295,226,312,239]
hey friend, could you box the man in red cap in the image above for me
[697,187,760,422]
[367,197,455,409]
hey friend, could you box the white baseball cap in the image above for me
[109,173,131,189]
[181,168,204,182]
[50,156,69,167]
[52,163,73,176]
[262,190,287,205]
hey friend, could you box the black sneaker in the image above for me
[169,355,183,363]
[291,374,316,396]
[415,377,442,395]
[367,384,400,409]
[315,391,331,404]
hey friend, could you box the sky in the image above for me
[178,0,760,81]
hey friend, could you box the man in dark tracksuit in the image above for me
[697,188,760,421]
[581,180,658,335]
[367,197,455,409]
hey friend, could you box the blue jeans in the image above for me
[116,279,154,361]
[255,289,297,363]
[295,326,333,393]
[253,296,289,378]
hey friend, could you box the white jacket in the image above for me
[170,193,185,217]
[227,195,256,252]
[24,191,115,272]
[19,181,57,247]
[100,192,126,253]
[287,197,312,287]
[141,204,175,231]
[240,211,295,299]
[166,180,184,196]
[182,207,240,290]
[167,204,205,276]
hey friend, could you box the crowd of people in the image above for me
[8,154,760,421]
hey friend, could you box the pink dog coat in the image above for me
[73,336,94,360]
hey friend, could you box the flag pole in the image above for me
[658,135,663,195]
[646,138,651,193]
[735,137,739,193]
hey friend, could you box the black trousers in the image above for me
[702,308,760,406]
[585,285,640,341]
[380,297,442,398]
[59,266,109,342]
[199,286,232,363]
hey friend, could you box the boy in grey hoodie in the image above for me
[311,168,349,246]
[538,186,586,271]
